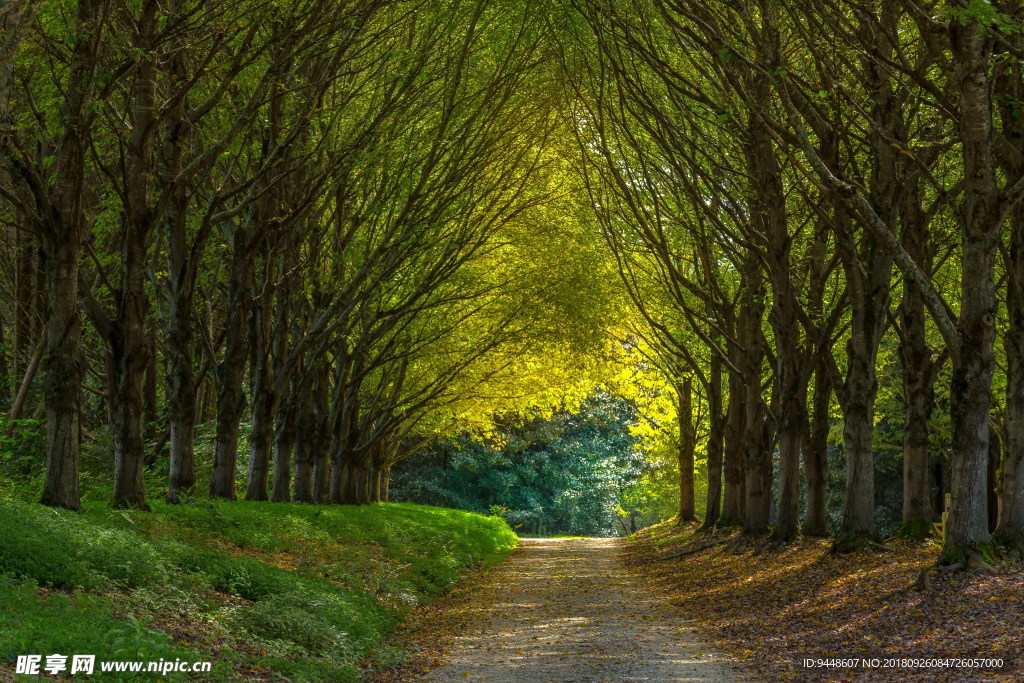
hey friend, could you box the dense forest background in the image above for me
[0,0,1023,567]
[393,392,669,537]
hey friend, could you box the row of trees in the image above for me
[560,0,1024,564]
[0,0,613,511]
[6,0,1023,571]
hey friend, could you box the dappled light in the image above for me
[631,524,1023,680]
[1,0,1024,679]
[389,539,746,681]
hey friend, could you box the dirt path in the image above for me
[418,538,750,682]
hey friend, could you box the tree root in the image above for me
[914,548,1001,591]
[829,530,887,555]
[993,531,1024,563]
[895,520,932,541]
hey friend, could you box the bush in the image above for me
[0,578,193,680]
[0,502,166,590]
[173,547,287,601]
[0,504,97,590]
[75,526,167,589]
[238,590,353,655]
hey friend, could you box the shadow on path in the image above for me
[424,537,750,682]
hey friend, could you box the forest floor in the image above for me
[624,522,1024,682]
[373,537,749,682]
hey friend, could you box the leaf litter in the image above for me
[625,522,1024,682]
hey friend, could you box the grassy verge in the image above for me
[0,498,517,681]
[626,522,1023,682]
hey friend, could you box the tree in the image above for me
[4,0,111,510]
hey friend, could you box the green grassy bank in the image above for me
[0,499,517,681]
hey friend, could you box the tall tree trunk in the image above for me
[313,446,331,502]
[210,243,254,500]
[835,205,894,543]
[702,353,724,526]
[995,21,1024,549]
[245,347,275,501]
[111,1,160,510]
[143,323,157,440]
[944,17,1001,559]
[110,205,155,509]
[898,297,936,536]
[109,226,151,510]
[245,283,276,501]
[722,368,745,523]
[40,231,83,510]
[292,376,316,503]
[163,206,199,505]
[380,464,392,503]
[676,376,696,523]
[897,188,938,536]
[370,458,383,503]
[161,52,197,503]
[833,6,901,544]
[38,0,106,511]
[14,227,37,386]
[1000,212,1024,546]
[249,211,292,500]
[330,453,351,504]
[745,28,803,537]
[271,385,297,503]
[738,275,770,533]
[344,460,368,504]
[803,359,830,536]
[772,333,805,539]
[330,352,360,504]
[799,118,839,538]
[838,296,888,540]
[312,376,331,502]
[163,215,197,502]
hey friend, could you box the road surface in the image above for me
[421,537,750,682]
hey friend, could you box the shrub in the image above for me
[173,547,287,600]
[0,504,97,590]
[0,502,166,590]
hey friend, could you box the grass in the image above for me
[0,497,517,681]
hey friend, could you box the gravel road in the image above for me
[422,537,750,682]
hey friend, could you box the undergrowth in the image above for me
[0,496,517,681]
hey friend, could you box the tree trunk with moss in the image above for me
[941,16,1005,562]
[738,274,770,534]
[36,0,106,511]
[995,23,1024,549]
